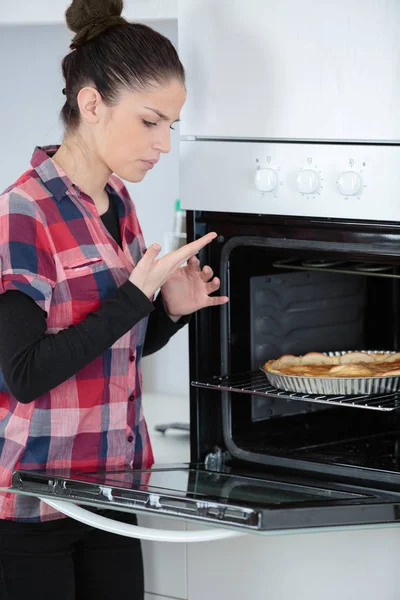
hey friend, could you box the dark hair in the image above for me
[61,0,185,130]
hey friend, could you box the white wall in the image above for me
[0,21,189,399]
[1,0,178,24]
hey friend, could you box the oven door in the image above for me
[4,463,400,542]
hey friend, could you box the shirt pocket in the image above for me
[60,255,107,302]
[63,256,104,278]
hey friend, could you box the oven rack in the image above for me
[191,371,400,412]
[272,258,400,279]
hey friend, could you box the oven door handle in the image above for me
[40,498,244,543]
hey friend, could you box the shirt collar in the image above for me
[31,145,79,203]
[30,145,119,204]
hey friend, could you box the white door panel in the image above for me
[140,514,188,600]
[179,0,400,141]
[187,524,400,600]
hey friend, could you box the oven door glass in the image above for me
[6,464,400,533]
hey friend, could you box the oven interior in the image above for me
[190,221,400,486]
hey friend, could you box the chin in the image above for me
[115,170,147,183]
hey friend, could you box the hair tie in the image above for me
[62,88,67,96]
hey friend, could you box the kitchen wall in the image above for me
[0,20,189,398]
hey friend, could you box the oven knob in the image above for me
[296,170,320,194]
[255,168,278,192]
[337,171,363,196]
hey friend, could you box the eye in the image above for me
[143,119,176,131]
[143,120,157,128]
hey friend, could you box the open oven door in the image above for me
[4,463,400,543]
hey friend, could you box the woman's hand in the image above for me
[160,255,229,318]
[129,232,222,302]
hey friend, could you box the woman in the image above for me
[0,1,228,598]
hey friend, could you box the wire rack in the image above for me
[191,370,400,412]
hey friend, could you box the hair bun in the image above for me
[66,0,125,48]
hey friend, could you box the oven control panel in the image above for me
[180,140,400,221]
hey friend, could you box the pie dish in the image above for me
[264,351,400,378]
[262,351,400,395]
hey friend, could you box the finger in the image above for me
[143,243,161,262]
[201,265,214,282]
[206,277,221,294]
[172,232,217,264]
[160,232,217,275]
[207,296,229,307]
[188,255,201,270]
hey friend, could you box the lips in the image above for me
[141,159,159,170]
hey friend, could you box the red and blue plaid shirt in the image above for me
[0,146,154,521]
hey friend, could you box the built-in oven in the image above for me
[189,210,400,491]
[183,138,400,497]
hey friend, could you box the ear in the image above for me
[76,86,106,125]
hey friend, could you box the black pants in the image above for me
[0,509,144,600]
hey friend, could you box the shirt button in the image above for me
[129,394,135,402]
[127,435,134,443]
[130,355,135,363]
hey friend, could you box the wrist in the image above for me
[160,296,182,323]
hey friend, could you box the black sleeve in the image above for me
[0,282,154,404]
[143,292,190,357]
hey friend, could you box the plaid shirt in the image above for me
[0,146,154,522]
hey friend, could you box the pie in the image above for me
[263,351,400,378]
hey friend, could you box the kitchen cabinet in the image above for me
[140,515,187,600]
[187,524,400,600]
[179,0,400,141]
[145,594,176,600]
[1,0,177,25]
[141,393,189,599]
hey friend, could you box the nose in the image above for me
[153,128,171,154]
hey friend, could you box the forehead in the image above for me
[118,80,186,116]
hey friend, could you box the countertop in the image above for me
[142,392,191,464]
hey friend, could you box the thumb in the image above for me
[144,243,161,260]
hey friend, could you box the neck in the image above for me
[53,135,111,207]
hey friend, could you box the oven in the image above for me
[4,0,400,542]
[189,199,400,489]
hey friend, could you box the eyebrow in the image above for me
[144,106,181,123]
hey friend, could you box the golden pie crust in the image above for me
[263,352,400,378]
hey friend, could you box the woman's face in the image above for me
[94,79,186,182]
